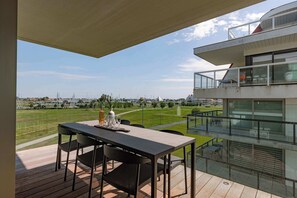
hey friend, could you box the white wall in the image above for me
[0,0,17,197]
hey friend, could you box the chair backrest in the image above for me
[130,124,145,128]
[77,133,102,147]
[159,129,184,136]
[58,126,76,136]
[104,145,150,164]
[120,119,131,125]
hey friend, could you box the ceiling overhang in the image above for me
[18,0,263,58]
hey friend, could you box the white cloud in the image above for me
[161,78,192,82]
[166,39,181,45]
[183,19,220,41]
[178,58,230,72]
[158,86,193,90]
[17,70,100,80]
[60,66,86,70]
[171,11,265,43]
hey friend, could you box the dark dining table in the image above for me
[58,121,196,198]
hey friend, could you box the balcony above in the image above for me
[194,3,297,66]
[193,61,297,99]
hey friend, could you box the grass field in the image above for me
[17,105,221,153]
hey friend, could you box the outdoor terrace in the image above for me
[16,144,279,198]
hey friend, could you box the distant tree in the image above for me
[84,103,88,108]
[160,102,166,109]
[181,101,186,106]
[78,99,83,103]
[61,103,65,108]
[168,101,174,108]
[152,102,158,108]
[54,104,57,108]
[139,97,145,107]
[29,102,34,108]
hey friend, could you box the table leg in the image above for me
[58,134,62,169]
[168,154,171,198]
[151,157,157,198]
[163,155,167,198]
[191,142,196,198]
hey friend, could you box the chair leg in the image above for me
[72,146,80,191]
[163,155,167,198]
[89,145,97,198]
[55,146,60,171]
[64,150,70,181]
[64,135,72,181]
[183,147,188,194]
[100,156,106,198]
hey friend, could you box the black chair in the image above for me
[72,133,104,198]
[159,129,188,195]
[130,123,145,128]
[100,145,164,197]
[55,126,80,181]
[120,119,130,125]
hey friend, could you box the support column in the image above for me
[0,0,17,197]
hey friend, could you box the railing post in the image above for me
[293,124,296,145]
[206,117,209,132]
[195,115,197,127]
[257,121,260,140]
[272,17,275,29]
[267,65,270,86]
[187,116,189,130]
[257,172,260,189]
[229,119,232,136]
[293,181,295,198]
[214,71,216,88]
[237,68,240,87]
[248,23,251,35]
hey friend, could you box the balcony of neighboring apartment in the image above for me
[193,60,297,99]
[187,109,297,151]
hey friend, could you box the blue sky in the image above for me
[17,0,296,99]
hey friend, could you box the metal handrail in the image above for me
[188,114,297,125]
[187,114,297,145]
[194,60,297,89]
[194,60,297,75]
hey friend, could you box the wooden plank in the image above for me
[170,168,204,197]
[15,145,278,198]
[225,182,245,198]
[256,190,271,198]
[210,179,233,198]
[195,176,222,198]
[241,186,258,198]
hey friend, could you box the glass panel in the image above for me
[252,54,272,65]
[260,18,273,31]
[194,74,201,88]
[275,11,297,28]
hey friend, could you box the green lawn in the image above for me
[16,105,221,151]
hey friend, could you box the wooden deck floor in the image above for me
[16,144,280,198]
